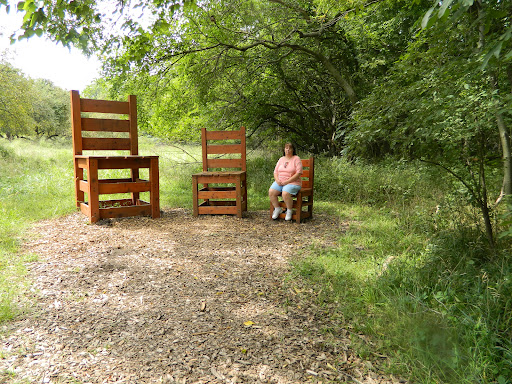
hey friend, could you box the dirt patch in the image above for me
[0,209,403,383]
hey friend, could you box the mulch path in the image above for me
[0,209,404,383]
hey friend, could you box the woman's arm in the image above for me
[274,170,281,184]
[274,158,284,185]
[282,171,301,185]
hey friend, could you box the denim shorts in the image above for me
[270,181,301,196]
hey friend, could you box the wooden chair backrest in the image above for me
[202,127,246,172]
[70,90,138,156]
[301,157,314,189]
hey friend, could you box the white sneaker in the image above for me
[272,207,283,220]
[285,209,293,221]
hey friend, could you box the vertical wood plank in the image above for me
[192,175,199,217]
[70,90,82,155]
[150,158,160,218]
[236,174,242,218]
[309,157,315,189]
[71,91,84,209]
[201,128,208,172]
[240,126,246,172]
[131,167,140,205]
[88,158,100,223]
[295,190,302,223]
[129,95,138,155]
[74,162,84,208]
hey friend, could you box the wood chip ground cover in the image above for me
[0,209,405,383]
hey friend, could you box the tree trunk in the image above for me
[496,111,512,199]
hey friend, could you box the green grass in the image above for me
[1,138,511,384]
[0,138,76,321]
[292,160,512,384]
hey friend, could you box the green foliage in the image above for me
[0,60,33,138]
[294,159,512,383]
[31,79,70,138]
[374,233,512,383]
[0,58,70,139]
[347,4,509,247]
[246,150,281,210]
[421,0,512,69]
[315,157,441,208]
[0,138,75,321]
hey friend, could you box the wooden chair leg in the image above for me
[150,158,160,218]
[131,168,140,205]
[236,175,242,218]
[243,175,248,212]
[295,194,302,223]
[74,162,84,209]
[87,158,100,223]
[192,175,199,217]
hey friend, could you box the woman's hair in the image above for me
[282,142,297,156]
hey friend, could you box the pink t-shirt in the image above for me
[274,155,303,186]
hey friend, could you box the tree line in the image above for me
[0,54,69,139]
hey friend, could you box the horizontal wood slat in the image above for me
[194,174,243,184]
[80,179,151,193]
[198,190,237,199]
[99,205,152,219]
[81,118,130,132]
[80,202,90,216]
[206,158,243,169]
[207,144,242,154]
[99,181,151,194]
[75,156,156,169]
[79,180,88,193]
[205,130,243,141]
[99,198,144,207]
[97,157,153,169]
[98,178,136,184]
[197,205,238,215]
[82,138,131,151]
[81,98,129,114]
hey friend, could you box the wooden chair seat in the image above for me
[271,157,314,223]
[71,91,160,223]
[192,128,247,218]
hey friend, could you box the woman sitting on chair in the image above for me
[269,142,303,221]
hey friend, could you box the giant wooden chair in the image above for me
[270,157,314,223]
[70,90,160,223]
[192,127,247,218]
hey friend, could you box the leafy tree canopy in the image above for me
[1,0,422,153]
